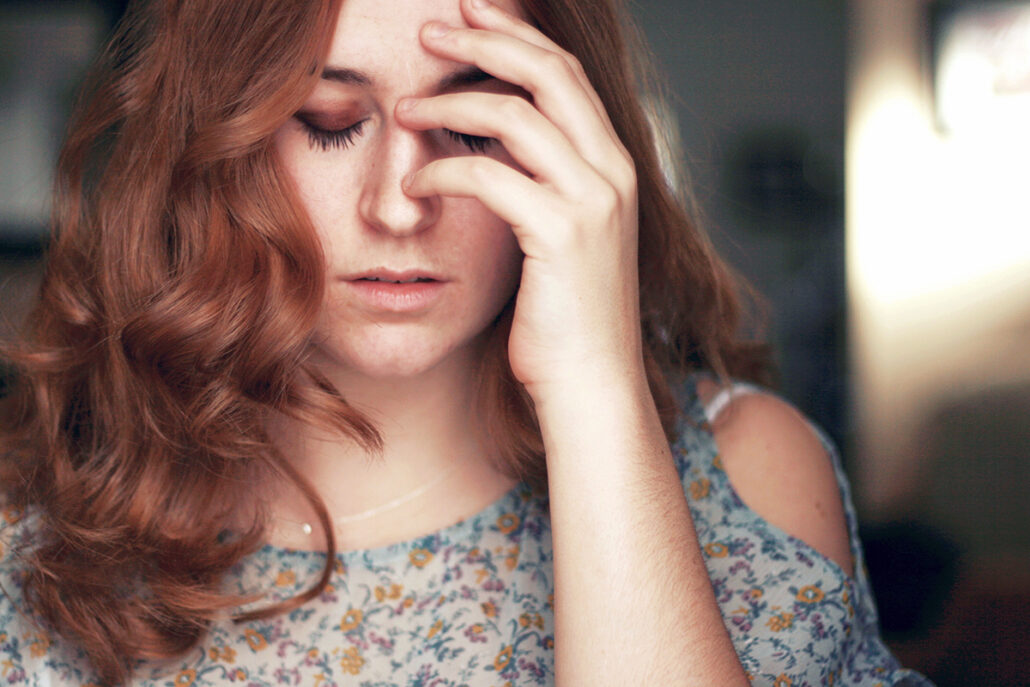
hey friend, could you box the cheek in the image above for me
[274,128,361,252]
[450,201,522,288]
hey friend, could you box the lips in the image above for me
[341,268,447,312]
[344,268,445,284]
[359,276,434,284]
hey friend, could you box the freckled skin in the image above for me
[274,0,527,382]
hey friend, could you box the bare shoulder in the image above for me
[696,379,854,576]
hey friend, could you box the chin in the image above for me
[315,327,488,383]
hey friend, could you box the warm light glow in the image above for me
[850,36,1030,308]
[936,5,1030,133]
[847,0,1030,515]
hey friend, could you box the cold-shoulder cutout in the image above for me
[696,378,854,576]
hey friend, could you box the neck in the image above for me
[262,343,516,552]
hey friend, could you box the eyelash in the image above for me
[299,118,495,153]
[303,118,368,151]
[444,129,495,154]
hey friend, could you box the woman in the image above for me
[0,0,931,684]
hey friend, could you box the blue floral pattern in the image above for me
[0,379,932,686]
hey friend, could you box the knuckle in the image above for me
[467,156,494,184]
[564,52,586,78]
[615,156,637,191]
[592,182,620,214]
[542,51,574,79]
[498,96,530,123]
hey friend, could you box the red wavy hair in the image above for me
[0,0,770,683]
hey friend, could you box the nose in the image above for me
[358,124,440,237]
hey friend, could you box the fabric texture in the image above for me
[0,378,933,686]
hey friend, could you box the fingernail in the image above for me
[471,0,492,9]
[402,173,414,190]
[397,98,416,114]
[426,22,452,39]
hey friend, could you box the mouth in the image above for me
[344,270,446,312]
[356,276,436,284]
[345,268,445,284]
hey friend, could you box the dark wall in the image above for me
[628,0,848,446]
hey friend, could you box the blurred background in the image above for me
[1,0,1027,683]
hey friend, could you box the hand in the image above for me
[397,0,644,399]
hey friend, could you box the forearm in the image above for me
[534,370,749,686]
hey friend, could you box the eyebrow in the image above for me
[320,65,495,93]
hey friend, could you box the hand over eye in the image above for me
[398,0,641,399]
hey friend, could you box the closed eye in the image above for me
[299,117,369,151]
[445,129,496,154]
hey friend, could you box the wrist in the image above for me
[521,356,650,409]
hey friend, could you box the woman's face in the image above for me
[275,0,526,380]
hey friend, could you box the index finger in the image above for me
[460,0,615,139]
[420,15,628,178]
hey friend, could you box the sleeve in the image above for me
[673,376,936,686]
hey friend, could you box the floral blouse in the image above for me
[0,379,933,686]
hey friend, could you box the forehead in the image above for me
[327,0,525,77]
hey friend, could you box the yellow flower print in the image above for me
[275,570,296,587]
[844,590,854,617]
[690,479,711,500]
[546,593,555,609]
[374,583,403,601]
[469,623,484,634]
[796,585,825,604]
[518,612,544,629]
[704,542,729,558]
[27,632,50,658]
[174,669,196,686]
[496,512,520,534]
[504,546,519,571]
[747,587,763,600]
[410,548,433,568]
[208,645,236,663]
[402,596,414,608]
[340,646,364,675]
[1,507,23,525]
[773,674,792,687]
[427,619,443,639]
[493,644,513,672]
[243,628,267,651]
[334,559,346,575]
[712,455,724,471]
[482,600,498,618]
[766,612,794,632]
[340,608,363,633]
